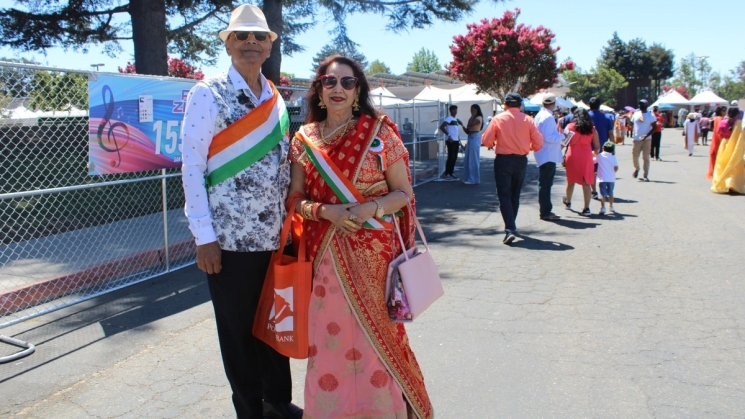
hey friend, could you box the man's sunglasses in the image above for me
[232,31,269,42]
[319,75,358,90]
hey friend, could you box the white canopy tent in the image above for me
[576,100,590,109]
[529,92,576,110]
[688,90,728,106]
[369,86,409,107]
[652,90,690,106]
[599,104,614,112]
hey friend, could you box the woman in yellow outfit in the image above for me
[711,108,745,194]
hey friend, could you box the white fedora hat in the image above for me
[219,4,277,42]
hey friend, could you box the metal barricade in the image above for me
[0,66,435,362]
[372,94,445,185]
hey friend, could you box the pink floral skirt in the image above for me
[303,249,408,419]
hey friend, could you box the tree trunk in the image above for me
[129,0,169,76]
[261,0,283,84]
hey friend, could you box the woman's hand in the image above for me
[348,202,377,224]
[319,203,362,236]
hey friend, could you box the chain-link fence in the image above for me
[0,63,198,347]
[0,63,444,361]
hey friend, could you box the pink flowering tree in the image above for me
[662,85,690,99]
[447,9,574,102]
[119,56,204,80]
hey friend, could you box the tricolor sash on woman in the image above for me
[206,82,289,187]
[296,131,393,230]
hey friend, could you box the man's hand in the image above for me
[196,241,222,274]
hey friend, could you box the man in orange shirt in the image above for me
[482,93,544,244]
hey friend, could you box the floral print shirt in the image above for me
[181,66,290,252]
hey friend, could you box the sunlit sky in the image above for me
[0,0,742,80]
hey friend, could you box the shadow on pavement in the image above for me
[508,234,574,251]
[552,219,601,230]
[644,180,676,184]
[612,197,638,203]
[1,267,209,384]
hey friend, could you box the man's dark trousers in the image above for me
[651,131,662,159]
[494,154,528,232]
[538,162,556,217]
[207,250,292,419]
[444,139,460,175]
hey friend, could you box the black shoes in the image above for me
[632,169,639,178]
[540,213,561,221]
[263,401,303,419]
[503,230,516,244]
[562,196,571,209]
[580,208,591,216]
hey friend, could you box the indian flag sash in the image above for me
[205,81,289,187]
[296,131,393,230]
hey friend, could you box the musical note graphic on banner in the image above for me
[95,85,131,168]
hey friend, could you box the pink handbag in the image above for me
[385,206,444,322]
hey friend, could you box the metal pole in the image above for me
[161,169,170,272]
[412,98,418,185]
[0,335,35,364]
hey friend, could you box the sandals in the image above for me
[562,196,571,209]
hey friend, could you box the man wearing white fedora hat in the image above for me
[181,4,301,419]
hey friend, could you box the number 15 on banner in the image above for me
[153,120,183,160]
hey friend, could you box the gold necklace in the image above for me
[320,116,354,145]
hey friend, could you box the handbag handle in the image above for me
[392,201,429,261]
[278,196,306,260]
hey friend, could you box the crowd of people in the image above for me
[176,5,745,419]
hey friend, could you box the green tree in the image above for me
[366,60,391,75]
[648,43,675,99]
[280,72,296,79]
[0,0,498,82]
[564,65,628,107]
[406,48,441,73]
[28,71,88,111]
[672,53,710,98]
[0,57,38,99]
[600,33,655,80]
[712,61,745,101]
[310,42,368,74]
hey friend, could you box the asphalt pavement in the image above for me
[2,129,744,418]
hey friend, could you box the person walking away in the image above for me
[288,55,433,418]
[651,106,664,160]
[440,105,464,180]
[711,107,745,194]
[562,108,600,216]
[533,93,564,220]
[588,97,614,199]
[678,108,688,127]
[630,99,657,181]
[707,106,727,179]
[615,112,626,145]
[462,104,484,184]
[700,112,711,145]
[481,92,543,244]
[560,106,578,130]
[181,5,301,418]
[684,113,700,156]
[596,141,619,215]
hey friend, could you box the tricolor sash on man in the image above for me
[206,82,290,187]
[296,131,393,230]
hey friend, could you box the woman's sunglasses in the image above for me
[232,31,269,42]
[319,75,358,90]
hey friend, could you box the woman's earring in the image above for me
[319,98,326,109]
[353,96,360,111]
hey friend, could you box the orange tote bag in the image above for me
[252,197,312,359]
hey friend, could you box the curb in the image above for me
[0,240,195,316]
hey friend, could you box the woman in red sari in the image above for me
[287,55,433,419]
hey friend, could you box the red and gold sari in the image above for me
[289,114,433,419]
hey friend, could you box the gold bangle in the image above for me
[373,200,384,219]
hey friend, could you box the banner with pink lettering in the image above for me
[88,74,196,175]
